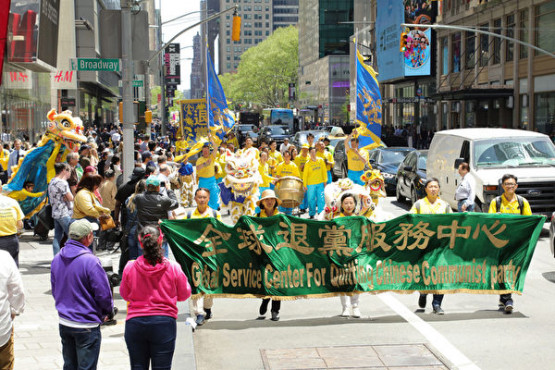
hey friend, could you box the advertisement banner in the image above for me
[179,99,208,144]
[164,43,180,85]
[161,213,544,299]
[376,0,404,82]
[0,0,12,84]
[403,0,434,76]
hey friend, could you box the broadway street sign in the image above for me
[70,58,121,72]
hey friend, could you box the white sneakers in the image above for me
[341,306,361,318]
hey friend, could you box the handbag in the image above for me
[99,214,116,230]
[37,204,55,230]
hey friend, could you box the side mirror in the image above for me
[454,158,465,169]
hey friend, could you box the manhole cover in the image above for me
[261,344,449,369]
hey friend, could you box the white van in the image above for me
[427,128,555,215]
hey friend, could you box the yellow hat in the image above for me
[256,189,282,207]
[301,143,309,149]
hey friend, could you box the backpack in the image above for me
[494,195,524,215]
[186,209,218,219]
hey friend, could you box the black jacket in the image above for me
[134,189,179,229]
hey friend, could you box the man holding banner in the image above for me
[195,141,220,211]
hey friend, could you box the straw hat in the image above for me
[256,189,282,206]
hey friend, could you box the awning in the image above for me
[432,87,513,101]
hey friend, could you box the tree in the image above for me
[219,25,298,108]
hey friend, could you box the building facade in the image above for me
[298,0,353,124]
[190,32,203,99]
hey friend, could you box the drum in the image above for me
[275,176,304,208]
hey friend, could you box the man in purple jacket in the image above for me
[51,219,114,370]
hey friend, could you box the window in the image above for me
[535,2,555,56]
[441,37,448,74]
[493,19,501,64]
[452,33,461,73]
[506,14,515,61]
[465,31,475,69]
[520,9,529,59]
[479,23,489,67]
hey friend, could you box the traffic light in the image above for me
[399,31,408,52]
[232,9,241,42]
[145,109,152,124]
[119,102,123,122]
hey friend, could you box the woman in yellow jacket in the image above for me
[73,174,111,225]
[302,147,328,219]
[256,151,274,213]
[256,189,282,321]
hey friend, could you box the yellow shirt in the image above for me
[268,150,283,164]
[410,197,452,214]
[346,149,368,172]
[216,154,227,179]
[274,162,300,178]
[184,207,222,220]
[238,147,260,159]
[294,154,309,174]
[259,162,274,188]
[226,136,239,149]
[488,194,532,215]
[0,195,24,236]
[196,155,216,178]
[258,208,279,218]
[317,150,334,171]
[303,158,327,186]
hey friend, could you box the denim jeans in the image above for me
[125,316,177,370]
[457,200,474,212]
[53,216,73,255]
[59,324,101,370]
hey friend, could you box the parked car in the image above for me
[290,130,328,149]
[427,128,555,214]
[257,125,291,146]
[396,150,428,205]
[368,147,416,194]
[234,124,258,147]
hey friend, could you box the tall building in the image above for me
[298,0,354,123]
[218,0,299,74]
[190,33,203,99]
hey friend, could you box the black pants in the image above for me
[259,298,281,315]
[0,235,19,266]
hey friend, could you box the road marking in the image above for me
[379,293,480,370]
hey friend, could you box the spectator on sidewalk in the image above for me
[48,163,74,256]
[0,250,25,370]
[66,152,81,194]
[120,225,191,369]
[7,139,25,179]
[51,219,114,370]
[0,182,24,266]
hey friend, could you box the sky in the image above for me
[159,0,201,92]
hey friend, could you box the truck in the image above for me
[427,128,555,216]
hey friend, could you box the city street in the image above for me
[13,197,555,369]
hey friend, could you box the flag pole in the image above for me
[354,27,358,135]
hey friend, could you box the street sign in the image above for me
[133,80,143,87]
[60,98,76,107]
[70,58,121,71]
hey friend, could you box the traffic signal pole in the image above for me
[121,1,135,182]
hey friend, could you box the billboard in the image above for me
[164,43,181,85]
[375,0,404,82]
[403,0,434,76]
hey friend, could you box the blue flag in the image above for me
[355,48,382,150]
[207,49,235,143]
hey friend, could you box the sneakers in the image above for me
[418,294,427,309]
[341,306,350,317]
[195,314,206,326]
[204,308,213,320]
[271,311,280,321]
[352,307,361,318]
[432,305,444,315]
[500,299,514,314]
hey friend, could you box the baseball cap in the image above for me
[146,175,160,187]
[301,143,309,149]
[68,219,98,240]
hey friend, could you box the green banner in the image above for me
[161,213,544,299]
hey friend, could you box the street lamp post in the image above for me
[121,0,135,182]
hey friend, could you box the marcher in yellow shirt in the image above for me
[316,140,334,184]
[302,147,327,218]
[238,137,259,159]
[344,134,368,185]
[488,174,531,314]
[182,188,221,326]
[0,186,24,265]
[195,141,220,210]
[216,146,228,184]
[410,178,451,315]
[294,144,310,213]
[226,132,239,150]
[273,150,300,215]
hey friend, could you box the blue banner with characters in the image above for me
[355,48,382,149]
[207,49,235,142]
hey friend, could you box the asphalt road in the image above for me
[192,197,555,370]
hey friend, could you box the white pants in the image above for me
[192,295,214,315]
[340,294,359,308]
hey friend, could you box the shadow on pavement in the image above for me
[19,261,51,275]
[542,271,555,284]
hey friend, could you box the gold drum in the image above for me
[275,176,304,208]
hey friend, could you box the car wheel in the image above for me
[410,187,418,205]
[396,182,405,202]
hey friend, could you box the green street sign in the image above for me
[133,80,143,87]
[70,58,121,72]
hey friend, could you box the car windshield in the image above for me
[473,137,555,168]
[381,150,412,164]
[417,154,427,170]
[269,126,289,135]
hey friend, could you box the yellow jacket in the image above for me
[303,158,327,186]
[73,188,110,219]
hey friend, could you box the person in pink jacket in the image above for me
[120,225,191,369]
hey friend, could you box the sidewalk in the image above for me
[14,231,196,370]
